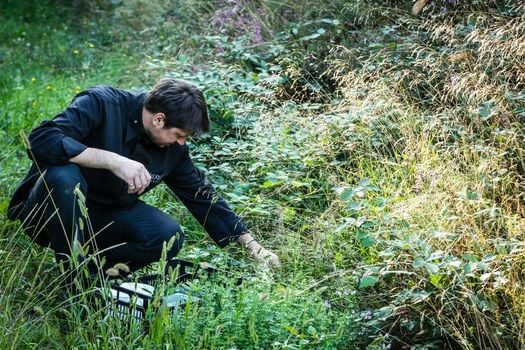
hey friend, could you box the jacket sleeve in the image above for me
[164,147,248,247]
[28,92,102,165]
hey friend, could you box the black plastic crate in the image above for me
[107,258,215,323]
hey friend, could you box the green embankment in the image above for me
[1,1,523,349]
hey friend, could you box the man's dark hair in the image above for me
[144,78,209,135]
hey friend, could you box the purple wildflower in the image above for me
[209,0,268,45]
[450,74,459,86]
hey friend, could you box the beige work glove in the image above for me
[237,233,281,269]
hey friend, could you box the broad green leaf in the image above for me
[300,28,326,41]
[284,325,300,336]
[425,263,439,275]
[307,326,317,336]
[480,272,492,282]
[429,274,443,288]
[413,257,425,269]
[358,231,376,248]
[359,275,379,289]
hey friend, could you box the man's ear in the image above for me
[152,113,166,128]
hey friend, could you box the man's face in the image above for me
[145,112,192,148]
[147,126,191,147]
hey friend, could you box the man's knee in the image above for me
[133,227,184,264]
[147,220,185,260]
[42,164,87,195]
[164,229,185,259]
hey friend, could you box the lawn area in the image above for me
[1,0,524,349]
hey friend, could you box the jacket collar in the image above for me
[125,91,146,143]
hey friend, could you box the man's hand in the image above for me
[70,147,151,194]
[237,233,281,269]
[110,157,151,194]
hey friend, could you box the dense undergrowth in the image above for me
[1,0,524,349]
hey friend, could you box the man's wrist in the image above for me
[71,147,122,172]
[236,232,252,245]
[236,233,281,268]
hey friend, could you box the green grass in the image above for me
[0,1,357,349]
[1,0,524,349]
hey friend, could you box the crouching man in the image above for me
[8,78,279,289]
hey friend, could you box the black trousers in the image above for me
[18,164,184,274]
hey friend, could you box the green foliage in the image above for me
[142,272,355,349]
[2,0,525,349]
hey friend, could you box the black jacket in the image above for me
[8,86,246,247]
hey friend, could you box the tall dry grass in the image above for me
[296,2,525,348]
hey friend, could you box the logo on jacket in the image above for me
[150,173,165,184]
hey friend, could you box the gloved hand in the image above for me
[237,233,281,269]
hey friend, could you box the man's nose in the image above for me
[176,137,186,145]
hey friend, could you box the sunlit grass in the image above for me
[1,0,524,349]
